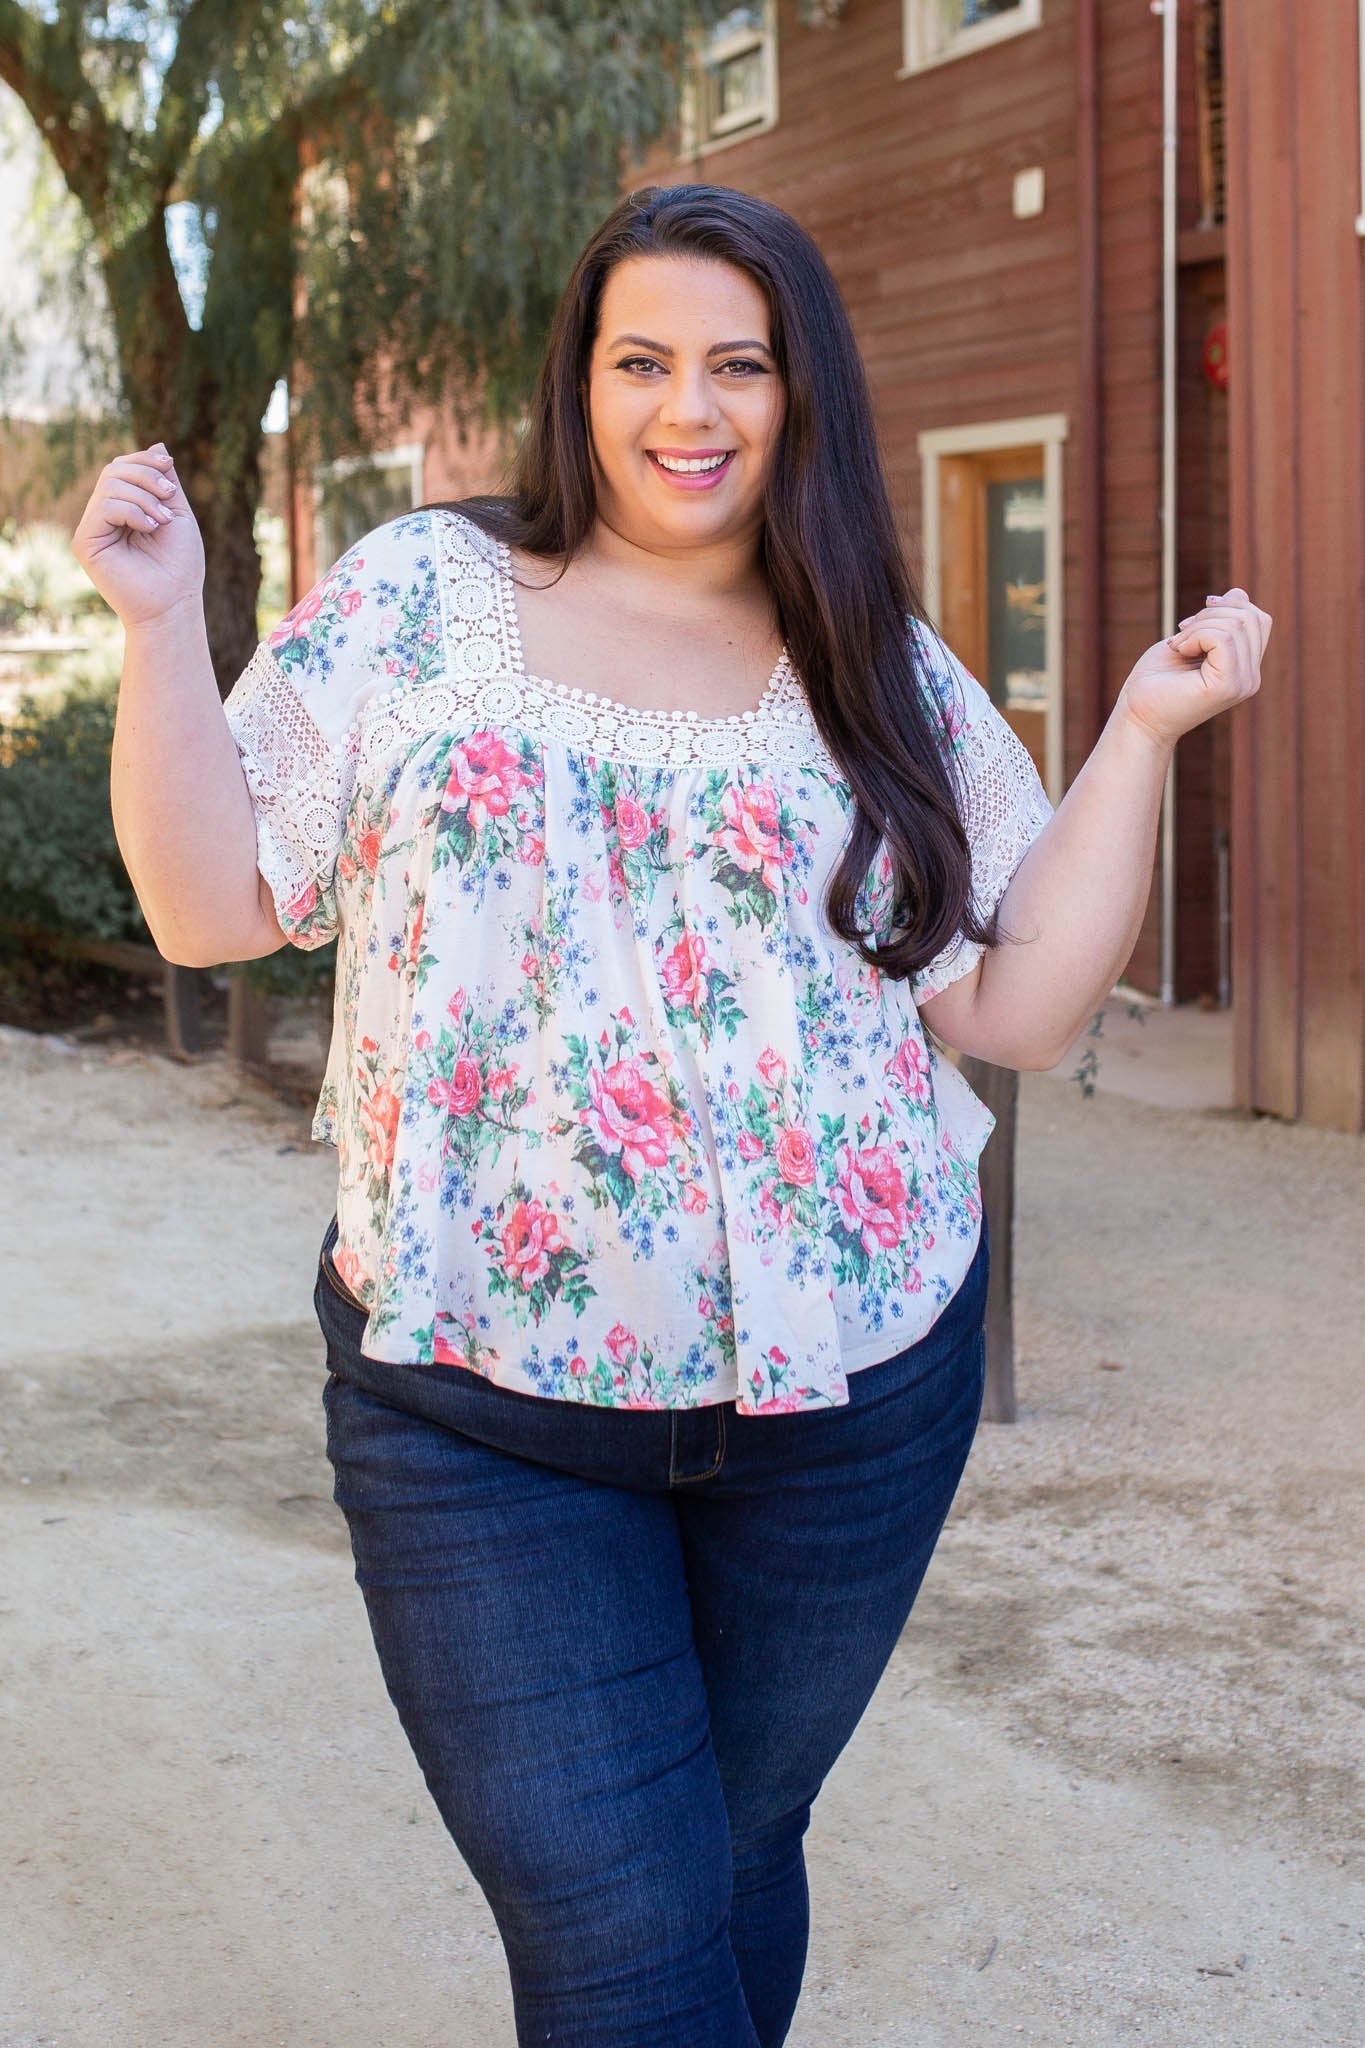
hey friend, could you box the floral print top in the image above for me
[223,508,1052,1415]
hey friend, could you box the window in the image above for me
[917,415,1068,801]
[682,2,778,154]
[900,0,1042,77]
[313,444,424,569]
[1193,0,1225,229]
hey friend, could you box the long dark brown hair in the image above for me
[432,182,990,981]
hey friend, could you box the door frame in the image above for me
[917,413,1068,804]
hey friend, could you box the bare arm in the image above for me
[73,445,285,967]
[919,588,1272,1069]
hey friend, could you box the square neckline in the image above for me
[493,534,795,732]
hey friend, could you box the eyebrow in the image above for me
[606,333,775,358]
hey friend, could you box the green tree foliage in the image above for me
[0,0,723,688]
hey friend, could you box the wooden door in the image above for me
[937,445,1049,786]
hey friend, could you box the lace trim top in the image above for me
[223,507,1053,1415]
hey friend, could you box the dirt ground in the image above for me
[2,1021,1362,2048]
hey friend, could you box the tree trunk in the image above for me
[187,430,265,699]
[110,222,270,1040]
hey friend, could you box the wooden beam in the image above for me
[960,1055,1017,1424]
[227,972,269,1067]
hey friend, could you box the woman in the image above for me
[74,184,1268,2047]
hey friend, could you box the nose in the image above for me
[656,364,721,433]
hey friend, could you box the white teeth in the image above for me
[652,452,730,474]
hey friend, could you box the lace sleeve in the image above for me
[220,509,443,950]
[223,646,358,950]
[910,628,1054,1005]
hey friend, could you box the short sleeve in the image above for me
[908,621,1054,1005]
[222,509,444,948]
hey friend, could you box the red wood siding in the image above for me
[1225,0,1365,1130]
[641,0,1180,990]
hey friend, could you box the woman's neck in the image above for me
[580,512,769,615]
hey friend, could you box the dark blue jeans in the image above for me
[315,1217,988,2048]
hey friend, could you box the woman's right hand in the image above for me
[72,443,206,629]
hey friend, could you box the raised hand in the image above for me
[71,443,206,628]
[1116,588,1272,751]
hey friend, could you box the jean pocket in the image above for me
[317,1241,369,1317]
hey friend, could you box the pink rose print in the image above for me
[293,591,324,627]
[737,1130,764,1162]
[441,731,527,832]
[757,1047,787,1088]
[332,1241,368,1298]
[615,795,652,851]
[517,831,546,866]
[889,1034,932,1107]
[660,927,710,1015]
[681,1181,710,1215]
[359,1076,402,1174]
[585,1058,675,1177]
[337,853,357,882]
[835,1142,911,1254]
[338,587,364,616]
[285,880,318,922]
[717,782,787,893]
[775,1125,817,1187]
[428,1057,482,1117]
[357,827,383,876]
[605,1323,639,1368]
[501,1197,566,1289]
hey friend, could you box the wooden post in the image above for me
[161,962,205,1060]
[960,1055,1017,1424]
[227,972,270,1069]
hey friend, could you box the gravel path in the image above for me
[2,1025,1361,2046]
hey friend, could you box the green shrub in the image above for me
[0,673,337,998]
[0,678,147,942]
[236,937,337,999]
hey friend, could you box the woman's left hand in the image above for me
[1116,587,1273,751]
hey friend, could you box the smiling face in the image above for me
[583,253,785,556]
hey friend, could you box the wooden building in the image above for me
[286,0,1365,1132]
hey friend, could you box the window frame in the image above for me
[312,443,425,572]
[917,413,1068,804]
[680,0,779,157]
[898,0,1042,80]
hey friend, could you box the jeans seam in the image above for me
[668,1405,725,1485]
